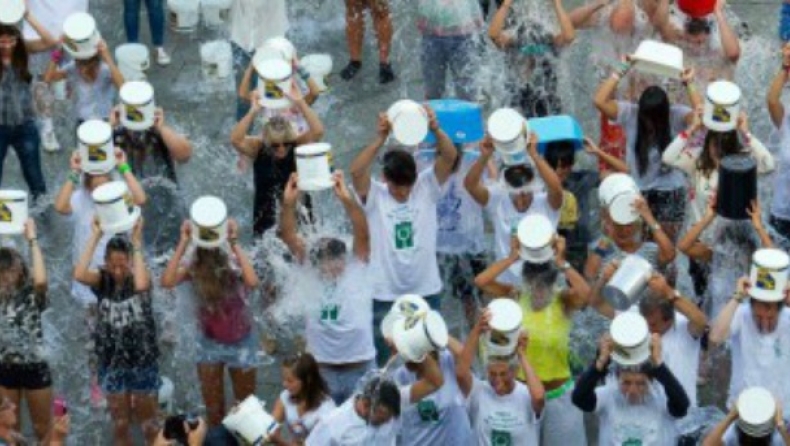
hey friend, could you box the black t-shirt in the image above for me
[91,270,158,369]
[252,146,312,235]
[0,285,46,364]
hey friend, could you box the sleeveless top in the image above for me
[519,289,571,381]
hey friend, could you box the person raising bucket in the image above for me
[702,387,790,445]
[160,204,261,426]
[766,43,790,251]
[474,230,589,445]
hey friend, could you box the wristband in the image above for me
[68,171,80,185]
[732,290,746,302]
[50,49,62,64]
[118,163,131,175]
[557,261,571,272]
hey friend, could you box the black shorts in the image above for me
[0,362,52,390]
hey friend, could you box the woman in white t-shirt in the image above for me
[270,353,336,445]
[456,311,545,446]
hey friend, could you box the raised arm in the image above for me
[228,219,259,289]
[662,117,702,176]
[43,53,67,83]
[131,219,150,293]
[427,107,458,186]
[767,45,790,129]
[25,220,47,294]
[584,138,628,173]
[238,63,255,102]
[649,335,689,418]
[98,41,125,88]
[456,310,490,396]
[682,69,703,115]
[279,174,307,263]
[408,354,445,403]
[713,0,740,63]
[23,10,57,53]
[555,236,590,311]
[634,196,676,265]
[116,149,147,205]
[54,152,83,214]
[349,114,390,202]
[160,221,192,288]
[463,136,493,206]
[568,0,608,29]
[473,237,518,297]
[594,68,625,120]
[589,260,617,319]
[708,277,748,346]
[678,197,715,261]
[748,199,774,248]
[285,84,324,144]
[701,407,737,446]
[154,109,193,163]
[488,0,515,49]
[737,114,775,174]
[230,92,264,159]
[516,333,545,415]
[650,274,707,337]
[653,0,683,41]
[334,171,370,262]
[74,219,104,287]
[552,0,576,47]
[528,133,563,210]
[572,334,613,412]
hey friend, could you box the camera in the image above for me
[163,414,200,445]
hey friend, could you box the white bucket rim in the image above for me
[736,387,776,435]
[301,54,333,75]
[255,58,292,82]
[488,298,523,332]
[488,108,528,145]
[516,214,555,263]
[706,80,741,106]
[387,100,428,146]
[120,81,154,105]
[190,196,228,228]
[78,120,113,145]
[598,173,638,205]
[631,39,684,77]
[610,312,650,366]
[608,192,640,225]
[296,142,331,156]
[392,310,448,362]
[381,294,431,339]
[0,0,25,25]
[0,190,27,201]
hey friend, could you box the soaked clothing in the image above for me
[0,67,35,127]
[63,63,116,121]
[504,22,561,118]
[278,390,336,441]
[306,398,398,446]
[705,220,759,319]
[91,270,159,370]
[519,290,571,382]
[113,127,178,183]
[252,146,311,235]
[0,285,47,365]
[467,377,541,445]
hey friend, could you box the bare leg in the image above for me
[132,393,160,444]
[106,393,133,446]
[344,0,367,62]
[24,387,53,441]
[228,367,257,403]
[0,387,22,433]
[197,363,226,426]
[370,0,393,63]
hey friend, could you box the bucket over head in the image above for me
[749,249,790,302]
[0,190,28,235]
[120,81,156,131]
[387,100,429,147]
[422,99,484,144]
[603,255,654,310]
[678,0,716,18]
[610,312,651,366]
[631,40,684,78]
[91,181,140,234]
[486,299,523,357]
[704,80,741,132]
[62,13,101,59]
[516,214,555,263]
[381,294,430,340]
[608,191,640,225]
[392,310,449,363]
[263,37,296,62]
[255,58,293,110]
[598,173,639,207]
[526,115,583,154]
[300,54,333,92]
[488,108,529,165]
[190,196,228,249]
[736,387,777,438]
[77,120,115,175]
[0,0,25,25]
[716,155,756,220]
[296,143,334,191]
[222,395,279,445]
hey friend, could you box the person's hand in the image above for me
[114,148,128,166]
[515,331,529,355]
[703,191,717,222]
[283,173,300,207]
[737,112,750,134]
[480,135,495,159]
[601,259,620,283]
[70,150,82,172]
[24,218,37,242]
[153,108,165,130]
[508,236,521,262]
[553,235,567,264]
[526,132,539,157]
[650,333,662,366]
[333,170,352,203]
[97,39,110,59]
[583,137,600,156]
[680,67,695,84]
[284,80,304,103]
[131,217,144,244]
[783,43,790,67]
[228,218,239,241]
[747,199,763,230]
[425,106,439,132]
[179,220,191,244]
[596,333,614,370]
[51,414,70,441]
[109,105,122,127]
[776,400,786,431]
[632,195,654,222]
[647,273,674,301]
[734,276,750,302]
[91,216,103,236]
[475,308,492,333]
[377,112,392,141]
[249,90,262,114]
[186,417,208,446]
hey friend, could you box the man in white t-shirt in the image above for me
[709,276,790,419]
[464,134,563,285]
[280,171,377,405]
[349,107,457,366]
[702,396,790,445]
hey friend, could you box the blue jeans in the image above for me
[372,294,441,367]
[232,43,258,121]
[420,34,476,100]
[123,0,165,46]
[0,121,46,198]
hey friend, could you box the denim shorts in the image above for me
[98,365,159,394]
[196,331,259,369]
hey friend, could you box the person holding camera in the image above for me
[153,416,208,446]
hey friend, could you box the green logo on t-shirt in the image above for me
[320,303,339,323]
[417,400,439,423]
[491,430,512,446]
[395,221,414,250]
[622,439,643,446]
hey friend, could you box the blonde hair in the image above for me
[263,116,297,145]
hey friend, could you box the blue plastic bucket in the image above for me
[423,99,484,144]
[526,115,583,154]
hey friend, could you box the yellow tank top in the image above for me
[518,290,572,382]
[559,190,579,230]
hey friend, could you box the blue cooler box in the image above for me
[526,115,583,154]
[423,99,484,144]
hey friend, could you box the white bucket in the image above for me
[222,395,279,445]
[749,249,790,302]
[301,54,333,92]
[262,37,296,63]
[703,80,741,132]
[168,0,200,33]
[158,376,174,414]
[77,120,115,175]
[0,0,25,25]
[62,13,101,60]
[608,191,640,225]
[516,214,555,263]
[610,312,650,366]
[190,196,228,249]
[736,387,776,438]
[120,81,156,131]
[256,59,293,111]
[603,254,654,310]
[91,181,141,234]
[631,40,684,78]
[392,310,449,363]
[296,143,333,191]
[115,44,150,82]
[488,108,529,166]
[0,190,28,235]
[598,173,639,207]
[387,100,429,147]
[200,0,232,27]
[200,40,233,80]
[486,299,523,357]
[381,294,430,340]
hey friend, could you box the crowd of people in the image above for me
[1,0,790,444]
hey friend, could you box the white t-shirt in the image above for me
[615,101,691,191]
[393,351,473,446]
[304,260,376,364]
[467,377,540,446]
[415,150,486,255]
[661,313,700,407]
[595,380,678,446]
[771,113,790,220]
[723,424,785,445]
[278,390,336,440]
[229,0,289,52]
[728,303,790,414]
[362,168,443,301]
[63,63,116,121]
[305,398,397,446]
[69,188,111,306]
[485,185,560,285]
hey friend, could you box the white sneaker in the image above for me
[156,48,171,66]
[41,127,61,152]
